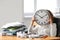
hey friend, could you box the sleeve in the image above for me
[28,26,33,34]
[50,23,57,37]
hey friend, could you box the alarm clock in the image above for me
[34,9,50,25]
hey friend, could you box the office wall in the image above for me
[57,0,60,8]
[0,0,23,27]
[24,18,32,27]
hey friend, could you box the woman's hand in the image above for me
[41,35,48,38]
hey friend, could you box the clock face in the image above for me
[34,10,50,25]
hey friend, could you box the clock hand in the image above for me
[42,14,48,18]
[36,14,43,18]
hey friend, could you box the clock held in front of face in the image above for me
[34,9,50,25]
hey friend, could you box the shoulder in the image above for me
[49,23,56,29]
[50,23,57,30]
[52,23,56,27]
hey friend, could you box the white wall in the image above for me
[24,18,32,27]
[0,0,23,27]
[57,0,60,8]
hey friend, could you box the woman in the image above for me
[28,9,57,38]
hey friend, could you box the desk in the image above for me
[0,36,60,40]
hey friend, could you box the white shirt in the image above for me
[29,23,57,37]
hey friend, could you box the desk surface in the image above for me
[0,36,60,40]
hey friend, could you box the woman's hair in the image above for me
[47,10,54,23]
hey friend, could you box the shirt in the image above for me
[29,23,57,37]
